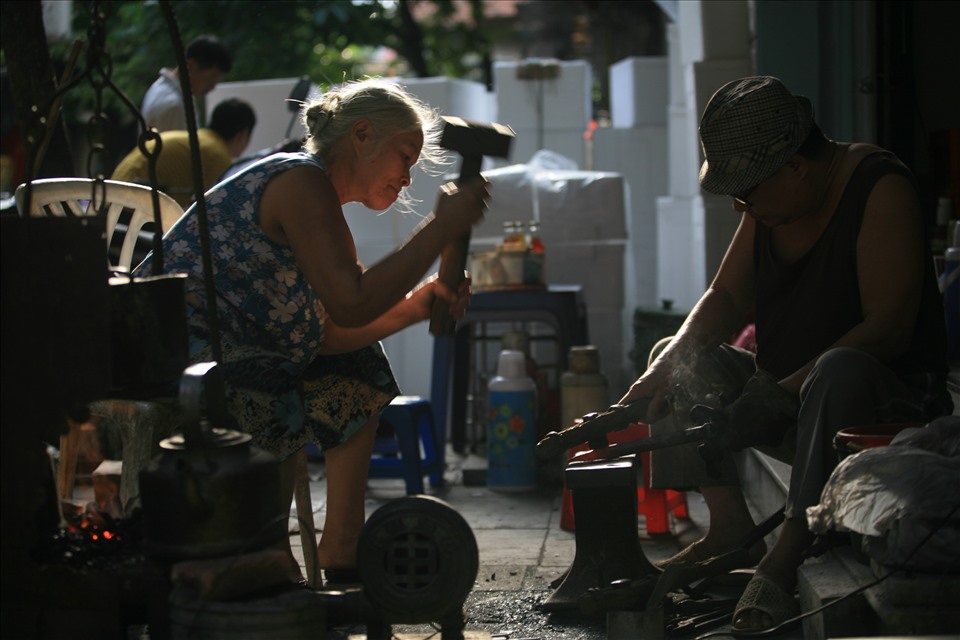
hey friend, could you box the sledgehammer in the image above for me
[429,116,515,336]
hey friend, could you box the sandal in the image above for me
[731,574,800,636]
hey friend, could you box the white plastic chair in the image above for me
[14,177,184,271]
[15,178,186,502]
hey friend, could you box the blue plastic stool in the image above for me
[368,395,444,494]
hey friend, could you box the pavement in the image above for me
[287,449,801,640]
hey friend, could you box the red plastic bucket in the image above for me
[833,422,922,459]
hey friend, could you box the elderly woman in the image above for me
[136,78,489,581]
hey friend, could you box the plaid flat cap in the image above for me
[698,76,814,196]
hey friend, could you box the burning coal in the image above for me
[34,503,145,570]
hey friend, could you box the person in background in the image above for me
[112,97,256,208]
[141,34,232,133]
[134,78,489,583]
[618,76,952,633]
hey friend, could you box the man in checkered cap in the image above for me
[618,76,952,632]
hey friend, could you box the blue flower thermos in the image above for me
[487,349,538,490]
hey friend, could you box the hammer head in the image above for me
[439,116,515,180]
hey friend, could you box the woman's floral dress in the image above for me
[135,152,399,460]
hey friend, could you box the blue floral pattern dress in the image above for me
[135,152,400,460]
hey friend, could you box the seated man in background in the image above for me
[142,34,232,133]
[113,98,256,209]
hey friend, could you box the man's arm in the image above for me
[621,212,758,417]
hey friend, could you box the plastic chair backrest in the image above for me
[14,178,184,271]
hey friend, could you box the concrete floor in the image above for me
[287,449,786,640]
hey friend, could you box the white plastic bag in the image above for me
[806,417,960,570]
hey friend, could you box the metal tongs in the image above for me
[536,399,733,477]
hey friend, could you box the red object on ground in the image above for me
[560,422,688,534]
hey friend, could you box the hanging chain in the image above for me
[84,5,109,187]
[18,2,168,274]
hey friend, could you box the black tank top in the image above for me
[753,151,949,384]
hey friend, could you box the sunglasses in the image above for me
[732,186,756,208]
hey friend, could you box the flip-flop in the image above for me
[731,574,800,636]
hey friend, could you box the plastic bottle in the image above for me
[560,345,610,429]
[528,220,545,253]
[502,331,550,438]
[487,349,538,490]
[501,221,526,251]
[501,331,538,383]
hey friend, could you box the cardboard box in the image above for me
[470,249,545,290]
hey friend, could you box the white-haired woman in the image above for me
[137,78,489,582]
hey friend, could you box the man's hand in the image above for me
[691,369,798,450]
[691,370,798,477]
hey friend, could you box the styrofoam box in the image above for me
[206,78,309,158]
[385,76,496,240]
[471,155,611,244]
[592,125,668,309]
[609,57,669,128]
[534,171,627,243]
[398,76,494,123]
[656,195,706,313]
[667,104,701,198]
[546,242,625,309]
[382,322,435,398]
[340,199,418,247]
[493,60,592,132]
[666,23,685,107]
[471,163,538,243]
[700,1,751,61]
[507,129,587,169]
[592,125,667,228]
[702,194,742,285]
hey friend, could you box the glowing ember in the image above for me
[33,503,143,570]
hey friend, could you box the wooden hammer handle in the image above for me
[429,230,471,335]
[429,155,483,336]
